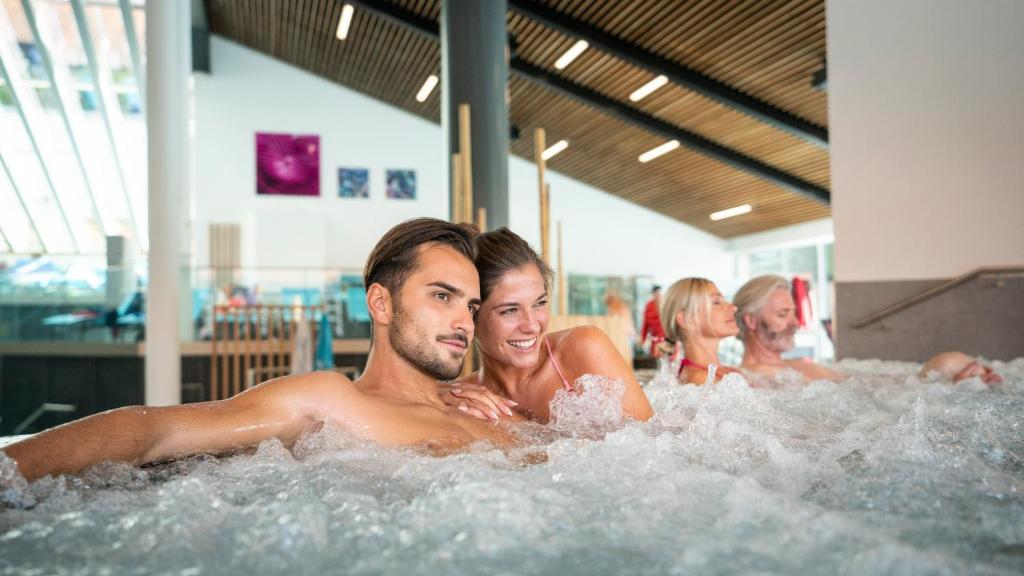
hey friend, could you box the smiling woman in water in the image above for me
[442,228,653,424]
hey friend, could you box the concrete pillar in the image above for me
[145,0,189,405]
[441,0,510,228]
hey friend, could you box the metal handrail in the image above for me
[851,265,1024,329]
[13,403,76,435]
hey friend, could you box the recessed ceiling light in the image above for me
[554,40,588,70]
[541,139,569,160]
[638,140,680,163]
[336,4,354,40]
[415,74,439,102]
[629,75,668,102]
[710,204,753,221]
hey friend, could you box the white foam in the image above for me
[2,359,1023,575]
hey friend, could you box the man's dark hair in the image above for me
[474,227,553,302]
[363,218,476,297]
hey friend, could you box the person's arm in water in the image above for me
[2,371,354,481]
[560,326,655,421]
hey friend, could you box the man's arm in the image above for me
[2,371,353,481]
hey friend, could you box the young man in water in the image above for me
[733,275,1001,383]
[3,218,517,482]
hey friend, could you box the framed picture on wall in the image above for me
[338,168,370,198]
[385,169,416,200]
[255,132,320,196]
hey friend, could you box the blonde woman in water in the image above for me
[660,277,746,385]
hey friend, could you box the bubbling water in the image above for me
[2,359,1023,575]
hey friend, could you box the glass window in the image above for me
[0,155,43,253]
[748,249,783,276]
[0,80,14,107]
[0,111,75,253]
[786,245,818,277]
[568,274,608,316]
[825,242,834,281]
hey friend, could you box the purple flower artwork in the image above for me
[256,132,320,196]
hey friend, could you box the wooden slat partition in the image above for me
[547,314,634,364]
[210,304,325,400]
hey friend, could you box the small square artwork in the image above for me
[338,168,369,198]
[385,169,416,200]
[256,132,320,196]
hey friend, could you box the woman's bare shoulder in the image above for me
[549,325,611,351]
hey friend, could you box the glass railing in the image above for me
[0,256,372,344]
[0,255,141,342]
[1,255,672,351]
[187,265,371,342]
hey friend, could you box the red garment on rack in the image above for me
[791,277,814,328]
[640,298,665,354]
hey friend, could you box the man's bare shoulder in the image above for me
[784,359,844,381]
[245,370,359,406]
[741,362,784,376]
[302,379,516,449]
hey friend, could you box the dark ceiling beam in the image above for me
[812,64,827,91]
[508,0,829,148]
[347,0,830,204]
[514,59,830,203]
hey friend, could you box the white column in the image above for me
[145,0,190,405]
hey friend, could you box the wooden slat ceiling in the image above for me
[206,0,830,238]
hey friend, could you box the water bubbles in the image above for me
[548,374,625,437]
[1,359,1023,574]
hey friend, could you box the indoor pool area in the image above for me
[1,0,1022,574]
[3,361,1023,574]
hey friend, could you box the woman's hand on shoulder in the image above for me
[438,382,518,422]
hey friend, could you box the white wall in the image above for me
[508,158,731,287]
[727,218,833,253]
[828,0,1024,282]
[194,37,446,271]
[194,37,730,284]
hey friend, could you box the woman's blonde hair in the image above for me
[660,277,715,343]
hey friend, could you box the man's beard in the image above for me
[389,300,467,381]
[757,318,797,353]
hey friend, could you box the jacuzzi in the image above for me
[2,359,1022,575]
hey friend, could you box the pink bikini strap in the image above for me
[544,336,572,391]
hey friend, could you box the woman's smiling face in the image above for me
[474,264,550,369]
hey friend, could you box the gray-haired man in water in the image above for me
[732,274,1001,383]
[4,218,518,482]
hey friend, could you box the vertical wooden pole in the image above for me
[451,153,463,223]
[220,308,229,400]
[241,307,250,391]
[476,207,487,233]
[458,103,473,223]
[542,183,551,267]
[210,305,218,401]
[558,221,568,315]
[276,306,286,376]
[535,128,549,264]
[253,306,263,388]
[232,308,241,397]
